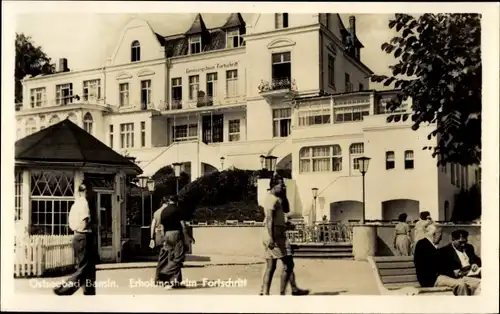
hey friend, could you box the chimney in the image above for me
[56,58,69,72]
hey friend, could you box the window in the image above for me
[171,78,182,109]
[141,80,151,109]
[359,83,364,91]
[272,52,291,87]
[226,70,238,97]
[189,35,202,54]
[345,73,352,92]
[188,75,200,100]
[275,13,289,29]
[328,55,335,87]
[404,150,414,169]
[227,29,241,48]
[25,118,37,136]
[120,123,134,148]
[83,112,93,134]
[83,79,101,101]
[109,125,114,149]
[299,145,342,173]
[119,83,129,107]
[30,88,46,108]
[273,108,292,137]
[297,103,331,127]
[131,40,141,62]
[49,115,60,126]
[228,120,240,142]
[334,105,369,122]
[141,121,146,147]
[55,83,73,105]
[350,143,364,172]
[206,72,218,99]
[15,172,23,221]
[386,151,395,170]
[378,98,408,114]
[30,170,75,235]
[173,124,198,142]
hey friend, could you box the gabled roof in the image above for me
[186,13,208,35]
[221,13,246,30]
[15,119,142,173]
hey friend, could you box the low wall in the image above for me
[375,223,481,257]
[191,226,264,257]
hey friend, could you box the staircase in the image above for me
[292,243,353,259]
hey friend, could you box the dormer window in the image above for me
[131,40,141,62]
[227,29,241,48]
[189,35,202,54]
[275,13,289,29]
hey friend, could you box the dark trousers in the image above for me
[260,255,295,295]
[54,232,97,295]
[159,230,186,285]
[155,244,169,284]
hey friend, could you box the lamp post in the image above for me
[220,156,225,171]
[137,176,149,226]
[172,162,183,194]
[147,178,156,225]
[357,156,371,224]
[264,155,278,177]
[312,187,318,226]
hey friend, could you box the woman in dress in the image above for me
[393,213,412,256]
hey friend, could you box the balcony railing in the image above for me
[258,77,296,93]
[18,95,106,110]
[286,222,354,244]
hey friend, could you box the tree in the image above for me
[15,33,55,105]
[371,14,481,166]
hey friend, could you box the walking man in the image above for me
[159,195,195,289]
[260,173,309,295]
[150,197,168,286]
[54,182,97,295]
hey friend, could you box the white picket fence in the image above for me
[14,235,74,278]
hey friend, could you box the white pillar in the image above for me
[330,96,334,124]
[112,172,123,262]
[21,170,31,237]
[369,92,375,115]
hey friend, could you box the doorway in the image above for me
[202,114,223,144]
[97,192,113,250]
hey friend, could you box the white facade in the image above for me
[16,13,478,223]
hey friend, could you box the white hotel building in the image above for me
[16,13,477,225]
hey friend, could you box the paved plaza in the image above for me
[14,258,379,295]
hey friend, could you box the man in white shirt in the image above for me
[54,182,97,295]
[436,229,481,295]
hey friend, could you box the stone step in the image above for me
[294,247,353,253]
[293,252,354,259]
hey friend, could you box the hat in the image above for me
[78,184,87,192]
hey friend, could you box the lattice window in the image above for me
[31,171,75,197]
[83,173,115,190]
[15,172,23,220]
[30,171,75,235]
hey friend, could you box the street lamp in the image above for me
[172,162,183,194]
[311,187,319,226]
[357,156,371,224]
[220,156,225,171]
[137,176,149,226]
[265,155,278,176]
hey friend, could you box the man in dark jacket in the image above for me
[436,230,481,295]
[413,224,443,288]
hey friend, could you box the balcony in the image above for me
[258,77,297,101]
[161,95,246,113]
[18,95,106,112]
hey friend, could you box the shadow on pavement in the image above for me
[310,290,347,295]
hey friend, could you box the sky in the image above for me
[15,13,399,90]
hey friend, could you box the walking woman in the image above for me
[259,173,309,295]
[393,213,412,256]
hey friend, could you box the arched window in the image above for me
[299,145,342,173]
[131,40,141,62]
[25,118,37,136]
[83,112,93,134]
[349,143,364,174]
[49,115,60,126]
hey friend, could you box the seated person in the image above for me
[436,230,481,295]
[414,225,478,295]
